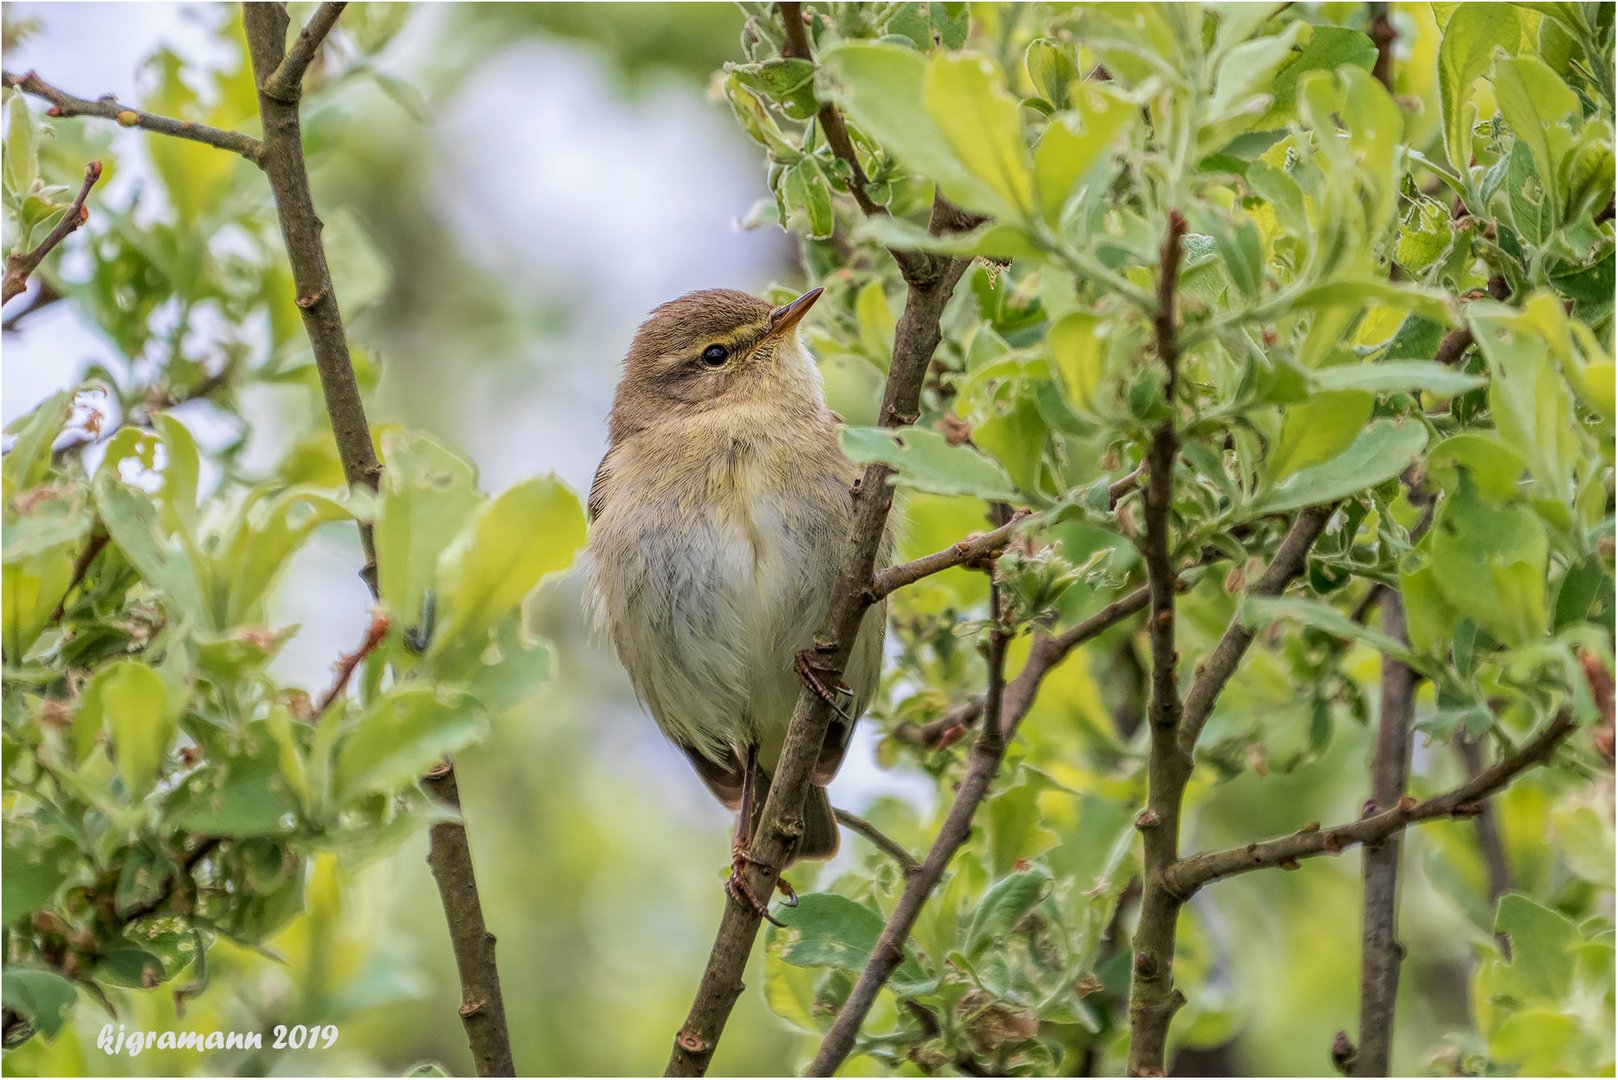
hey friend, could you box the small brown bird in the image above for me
[585,287,886,914]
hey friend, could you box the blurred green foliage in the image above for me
[2,2,1614,1078]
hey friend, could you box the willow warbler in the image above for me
[585,287,886,909]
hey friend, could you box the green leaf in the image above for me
[1032,83,1134,225]
[1507,139,1555,247]
[219,486,354,626]
[965,865,1054,958]
[765,893,928,991]
[2,388,73,496]
[77,661,178,798]
[924,54,1036,220]
[782,159,834,240]
[376,430,481,630]
[1470,303,1581,504]
[1025,38,1079,111]
[1,824,79,925]
[1252,420,1427,514]
[1426,433,1527,502]
[840,426,1019,501]
[1242,596,1428,671]
[1257,24,1379,127]
[1492,54,1580,217]
[167,729,301,837]
[3,485,92,564]
[430,475,585,656]
[1292,280,1456,326]
[1267,391,1373,483]
[730,58,818,120]
[443,613,555,714]
[1208,21,1307,124]
[332,687,487,804]
[92,473,210,625]
[1428,479,1549,647]
[1494,894,1578,1000]
[1,548,73,660]
[1437,3,1520,168]
[1310,362,1486,398]
[822,43,1011,219]
[1,968,77,1038]
[4,93,38,197]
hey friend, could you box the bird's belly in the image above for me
[596,490,840,762]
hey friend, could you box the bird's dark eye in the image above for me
[700,343,729,367]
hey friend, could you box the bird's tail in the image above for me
[747,774,841,863]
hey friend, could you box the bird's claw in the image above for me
[794,650,855,721]
[776,877,799,908]
[728,847,787,927]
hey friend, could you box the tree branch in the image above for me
[241,3,380,589]
[808,577,1012,1076]
[664,197,972,1077]
[834,808,920,875]
[2,160,101,305]
[868,510,1030,602]
[1128,210,1190,1077]
[776,1,934,284]
[1164,711,1577,896]
[262,1,347,102]
[1353,591,1416,1077]
[241,6,513,1075]
[1,70,264,166]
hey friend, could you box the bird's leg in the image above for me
[727,745,787,927]
[794,648,855,721]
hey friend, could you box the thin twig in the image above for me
[665,194,974,1078]
[834,808,920,875]
[240,5,512,1075]
[776,1,933,283]
[1353,591,1416,1077]
[1368,2,1396,93]
[1164,711,1578,895]
[869,509,1030,601]
[2,70,264,166]
[262,1,347,102]
[50,528,109,622]
[2,161,101,305]
[315,610,390,714]
[808,576,1012,1076]
[1,277,62,331]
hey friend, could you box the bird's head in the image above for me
[609,287,824,439]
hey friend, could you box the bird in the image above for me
[584,286,887,919]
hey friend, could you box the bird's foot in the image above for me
[727,845,787,927]
[794,649,855,721]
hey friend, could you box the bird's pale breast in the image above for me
[586,406,881,770]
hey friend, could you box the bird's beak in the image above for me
[765,287,824,341]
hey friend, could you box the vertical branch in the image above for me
[1353,591,1416,1077]
[806,576,1011,1076]
[1127,211,1190,1078]
[240,6,513,1075]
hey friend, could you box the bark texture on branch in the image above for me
[807,579,1012,1076]
[1353,592,1417,1077]
[241,6,513,1074]
[2,69,265,165]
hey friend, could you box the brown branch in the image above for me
[242,3,380,591]
[1581,649,1614,764]
[1368,2,1396,92]
[1353,591,1416,1077]
[263,1,347,102]
[1127,210,1190,1077]
[776,1,933,284]
[1,277,62,331]
[808,577,1012,1076]
[1177,504,1337,757]
[868,509,1030,601]
[665,196,972,1077]
[117,835,222,924]
[1164,711,1577,895]
[834,808,920,875]
[422,761,515,1077]
[241,6,511,1075]
[2,70,264,166]
[315,609,390,714]
[2,161,101,305]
